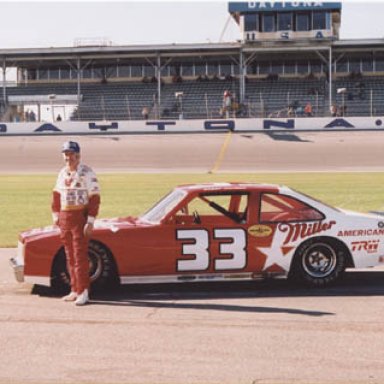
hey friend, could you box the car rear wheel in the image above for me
[51,240,118,294]
[289,238,345,287]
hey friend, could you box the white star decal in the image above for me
[257,229,296,272]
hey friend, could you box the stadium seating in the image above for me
[2,74,384,121]
[333,76,384,117]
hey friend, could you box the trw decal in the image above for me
[351,240,380,254]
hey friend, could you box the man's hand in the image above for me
[84,222,94,237]
[52,213,59,227]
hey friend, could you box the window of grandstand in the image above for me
[131,65,143,77]
[277,12,293,31]
[182,64,193,77]
[349,59,361,73]
[220,64,233,76]
[376,59,384,72]
[336,60,348,73]
[312,11,327,30]
[296,13,310,31]
[82,68,91,79]
[271,62,283,74]
[160,65,170,77]
[60,69,70,79]
[297,61,309,74]
[309,61,322,74]
[259,62,271,75]
[284,61,296,75]
[244,13,259,32]
[362,59,373,73]
[143,65,156,77]
[195,64,206,76]
[207,63,217,76]
[50,69,60,80]
[118,65,130,77]
[39,70,48,80]
[262,13,275,32]
[248,63,257,75]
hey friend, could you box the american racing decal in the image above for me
[338,229,384,237]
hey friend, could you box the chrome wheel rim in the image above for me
[302,243,337,278]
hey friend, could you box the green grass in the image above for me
[1,172,384,247]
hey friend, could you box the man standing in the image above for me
[51,141,100,306]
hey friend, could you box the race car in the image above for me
[10,182,384,292]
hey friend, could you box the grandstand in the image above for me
[1,2,384,122]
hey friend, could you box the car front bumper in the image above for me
[9,257,25,283]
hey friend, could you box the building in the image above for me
[0,2,383,121]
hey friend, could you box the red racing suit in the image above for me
[51,164,100,294]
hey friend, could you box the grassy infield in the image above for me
[1,172,384,247]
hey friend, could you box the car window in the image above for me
[260,193,324,223]
[175,192,248,224]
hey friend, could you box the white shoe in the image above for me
[62,291,77,302]
[75,289,89,306]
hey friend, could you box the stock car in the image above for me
[10,183,384,292]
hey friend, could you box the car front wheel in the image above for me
[289,238,346,287]
[51,240,118,294]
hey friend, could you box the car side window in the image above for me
[175,192,248,224]
[260,193,324,223]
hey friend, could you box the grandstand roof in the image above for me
[0,39,383,68]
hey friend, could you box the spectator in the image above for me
[141,106,149,120]
[330,104,337,117]
[29,110,36,122]
[296,106,304,117]
[223,90,232,119]
[56,114,62,121]
[304,102,313,117]
[339,105,347,116]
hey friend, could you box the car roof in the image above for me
[176,182,283,193]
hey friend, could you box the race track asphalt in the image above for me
[1,130,384,384]
[1,130,384,173]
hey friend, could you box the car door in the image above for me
[171,191,251,276]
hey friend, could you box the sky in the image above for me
[0,1,384,49]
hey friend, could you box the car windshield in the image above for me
[140,189,187,223]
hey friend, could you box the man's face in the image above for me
[63,151,80,170]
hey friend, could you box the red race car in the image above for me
[11,182,384,292]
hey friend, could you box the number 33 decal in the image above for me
[176,229,247,272]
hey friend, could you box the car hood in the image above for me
[20,216,143,242]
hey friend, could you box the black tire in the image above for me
[51,240,118,294]
[289,237,346,287]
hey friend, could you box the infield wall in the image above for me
[1,116,384,135]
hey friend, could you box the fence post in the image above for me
[125,95,131,120]
[370,89,373,116]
